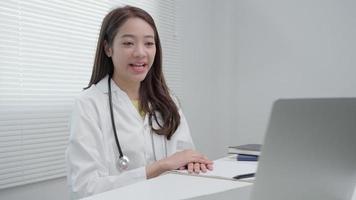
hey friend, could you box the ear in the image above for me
[104,40,112,57]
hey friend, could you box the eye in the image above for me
[145,42,155,47]
[122,42,134,46]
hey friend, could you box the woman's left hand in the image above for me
[179,161,214,174]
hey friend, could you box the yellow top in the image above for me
[131,100,145,117]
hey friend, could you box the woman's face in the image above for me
[106,17,156,85]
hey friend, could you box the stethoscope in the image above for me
[108,75,130,170]
[108,75,168,171]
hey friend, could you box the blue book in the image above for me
[237,154,259,161]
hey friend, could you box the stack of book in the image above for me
[228,144,261,161]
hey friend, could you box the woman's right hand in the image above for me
[161,149,213,171]
[146,149,213,179]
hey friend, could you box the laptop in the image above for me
[250,98,356,200]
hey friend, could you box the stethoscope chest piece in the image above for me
[116,155,130,171]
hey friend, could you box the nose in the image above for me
[133,44,146,58]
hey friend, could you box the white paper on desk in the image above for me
[170,156,258,181]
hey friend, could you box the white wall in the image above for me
[177,0,356,157]
[176,0,238,159]
[231,0,356,144]
[177,1,356,197]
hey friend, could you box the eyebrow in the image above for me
[120,34,154,39]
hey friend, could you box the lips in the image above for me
[129,63,145,67]
[129,62,147,73]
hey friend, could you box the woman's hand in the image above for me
[179,162,214,174]
[162,149,213,171]
[146,149,213,179]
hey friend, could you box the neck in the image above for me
[112,74,140,100]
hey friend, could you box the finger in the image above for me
[187,163,194,173]
[185,151,213,164]
[200,158,213,165]
[179,166,186,170]
[186,150,205,158]
[184,149,209,160]
[194,162,200,174]
[189,157,213,165]
[207,163,214,171]
[200,163,207,173]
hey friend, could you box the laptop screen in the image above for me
[251,98,356,200]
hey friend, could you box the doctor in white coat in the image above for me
[65,6,213,199]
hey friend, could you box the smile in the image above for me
[129,63,147,73]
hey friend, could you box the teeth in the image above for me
[132,63,144,67]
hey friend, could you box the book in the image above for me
[237,154,259,161]
[169,155,258,181]
[228,144,262,156]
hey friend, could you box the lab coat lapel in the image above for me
[149,112,167,160]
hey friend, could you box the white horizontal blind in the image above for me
[155,0,182,97]
[0,0,180,189]
[0,0,109,189]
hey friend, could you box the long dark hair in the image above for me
[86,6,180,140]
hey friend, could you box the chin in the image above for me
[133,75,148,83]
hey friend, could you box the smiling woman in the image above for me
[65,5,213,199]
[104,17,157,96]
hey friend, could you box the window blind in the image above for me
[0,0,109,189]
[0,0,180,189]
[155,1,182,97]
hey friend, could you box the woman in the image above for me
[65,5,213,199]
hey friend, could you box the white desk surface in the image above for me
[83,172,252,200]
[82,155,257,200]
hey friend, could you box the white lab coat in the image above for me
[65,75,194,199]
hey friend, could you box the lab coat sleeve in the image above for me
[65,97,146,199]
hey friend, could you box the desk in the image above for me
[83,156,255,200]
[83,173,252,200]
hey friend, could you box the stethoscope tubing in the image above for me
[108,74,125,159]
[107,74,167,170]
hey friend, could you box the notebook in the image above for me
[251,98,356,200]
[169,155,257,181]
